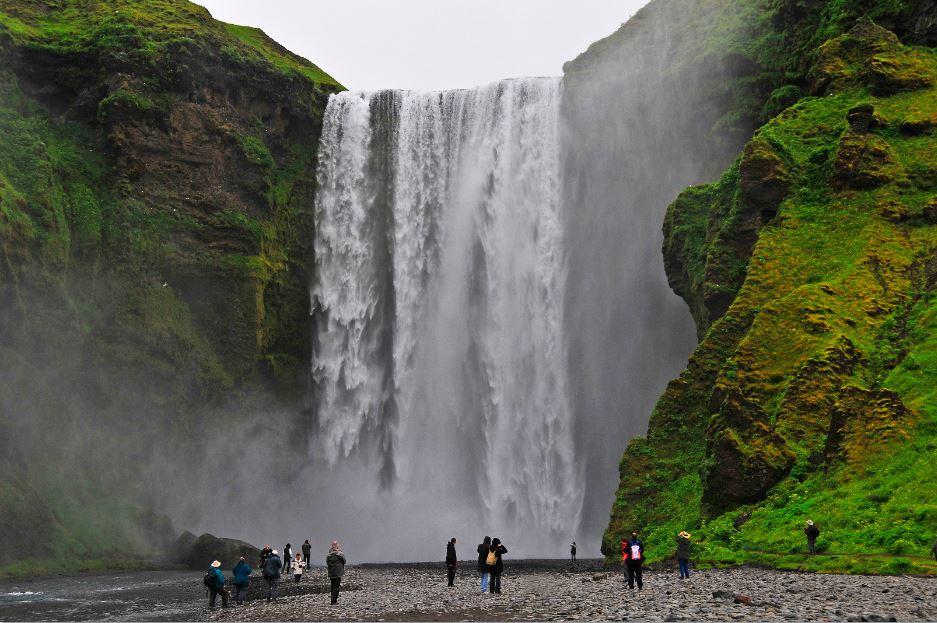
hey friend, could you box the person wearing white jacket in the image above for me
[290,553,305,582]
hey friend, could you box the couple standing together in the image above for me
[476,537,508,594]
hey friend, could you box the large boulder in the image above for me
[173,531,260,570]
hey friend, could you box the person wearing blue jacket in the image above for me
[207,560,228,608]
[231,557,252,605]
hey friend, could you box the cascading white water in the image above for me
[312,78,582,551]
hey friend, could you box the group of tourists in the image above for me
[442,536,510,593]
[204,538,346,609]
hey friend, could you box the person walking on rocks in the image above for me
[446,537,458,587]
[326,541,346,605]
[290,552,305,582]
[262,549,283,601]
[804,520,820,554]
[487,538,508,594]
[570,541,577,563]
[622,532,644,590]
[477,536,492,593]
[302,539,312,567]
[283,543,292,574]
[206,560,229,609]
[675,531,692,579]
[259,544,272,569]
[232,556,252,605]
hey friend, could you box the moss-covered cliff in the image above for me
[603,2,937,574]
[0,0,340,572]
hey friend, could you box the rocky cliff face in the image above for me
[603,1,936,574]
[0,0,340,569]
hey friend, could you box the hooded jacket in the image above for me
[326,550,346,578]
[209,566,226,589]
[232,560,252,586]
[487,543,507,574]
[446,541,457,566]
[263,553,282,578]
[477,541,491,572]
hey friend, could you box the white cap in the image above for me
[272,549,278,555]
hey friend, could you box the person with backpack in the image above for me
[445,538,458,586]
[205,560,228,609]
[262,549,283,601]
[570,541,577,563]
[231,556,251,605]
[804,520,820,554]
[290,552,305,582]
[326,541,346,605]
[486,538,508,594]
[283,543,293,574]
[302,539,312,567]
[622,532,644,590]
[675,531,691,579]
[476,536,491,593]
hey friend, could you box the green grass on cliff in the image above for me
[605,22,937,575]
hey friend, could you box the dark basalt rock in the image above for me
[173,531,260,570]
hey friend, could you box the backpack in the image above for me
[485,549,497,566]
[630,543,642,561]
[203,571,214,589]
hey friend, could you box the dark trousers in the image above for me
[489,572,502,594]
[447,565,456,586]
[265,576,279,600]
[209,587,229,608]
[303,551,311,567]
[233,584,248,605]
[678,558,690,578]
[807,537,816,554]
[330,577,341,604]
[294,574,302,583]
[626,562,643,589]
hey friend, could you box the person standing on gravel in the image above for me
[622,532,644,590]
[283,543,292,574]
[259,544,272,569]
[570,541,577,563]
[932,539,937,561]
[675,531,692,579]
[290,553,306,582]
[487,538,508,594]
[326,541,346,605]
[477,536,492,593]
[232,556,252,605]
[446,537,458,587]
[206,560,229,609]
[302,539,312,567]
[804,520,820,554]
[262,549,283,601]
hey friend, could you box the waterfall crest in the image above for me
[312,78,583,546]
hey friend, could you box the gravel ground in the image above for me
[203,564,937,622]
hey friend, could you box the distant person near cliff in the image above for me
[326,541,347,605]
[231,556,251,605]
[622,532,644,590]
[206,560,229,609]
[290,553,305,582]
[932,539,937,561]
[486,538,508,594]
[477,536,492,593]
[283,543,292,574]
[262,549,283,601]
[446,537,458,586]
[570,541,577,562]
[302,539,312,567]
[804,521,820,554]
[675,531,692,579]
[259,544,272,569]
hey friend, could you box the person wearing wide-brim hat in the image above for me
[207,560,229,608]
[675,531,692,579]
[804,520,820,554]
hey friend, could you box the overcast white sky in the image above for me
[193,0,650,92]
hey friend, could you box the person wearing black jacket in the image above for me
[302,539,312,567]
[476,536,491,593]
[445,538,458,586]
[487,538,508,594]
[804,520,820,554]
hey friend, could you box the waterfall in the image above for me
[312,78,583,551]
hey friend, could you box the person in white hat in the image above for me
[206,560,228,608]
[262,549,283,601]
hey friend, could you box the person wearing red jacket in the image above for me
[621,532,645,590]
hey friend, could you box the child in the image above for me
[290,552,305,582]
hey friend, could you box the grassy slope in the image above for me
[0,0,341,575]
[604,13,937,575]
